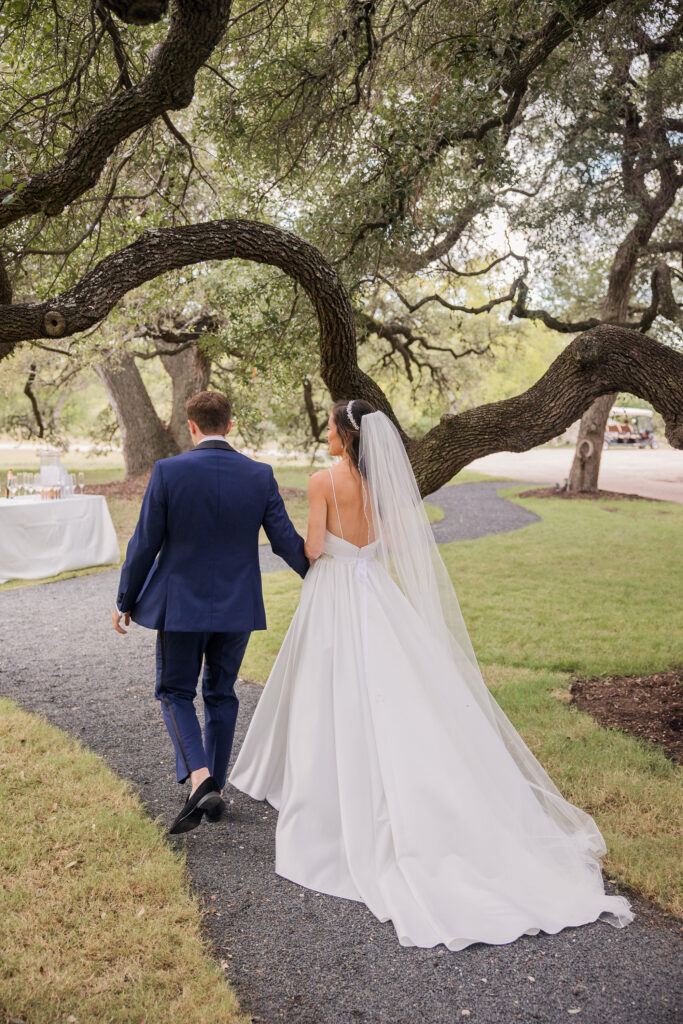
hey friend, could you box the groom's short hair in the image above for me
[186,391,232,435]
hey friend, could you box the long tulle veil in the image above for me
[358,411,630,915]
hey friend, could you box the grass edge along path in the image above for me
[0,698,249,1024]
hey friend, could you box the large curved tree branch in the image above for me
[0,0,231,229]
[0,219,394,421]
[409,327,683,494]
[0,220,680,497]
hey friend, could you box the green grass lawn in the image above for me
[444,486,683,677]
[0,445,126,476]
[0,699,248,1024]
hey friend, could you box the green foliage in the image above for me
[1,0,681,448]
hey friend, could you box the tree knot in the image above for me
[572,333,602,369]
[169,84,196,110]
[44,309,67,337]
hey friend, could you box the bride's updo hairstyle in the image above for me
[331,399,375,474]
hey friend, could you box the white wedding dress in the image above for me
[229,413,634,950]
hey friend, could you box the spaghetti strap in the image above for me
[327,469,344,540]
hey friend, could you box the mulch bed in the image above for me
[85,475,151,500]
[570,671,683,764]
[518,487,663,502]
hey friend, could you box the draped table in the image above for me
[0,495,120,584]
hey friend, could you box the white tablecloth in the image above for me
[0,495,120,584]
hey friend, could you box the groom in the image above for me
[111,390,308,834]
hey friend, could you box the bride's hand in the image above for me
[304,472,327,560]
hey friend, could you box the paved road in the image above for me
[469,449,683,504]
[2,488,680,1023]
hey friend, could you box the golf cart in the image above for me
[603,407,658,449]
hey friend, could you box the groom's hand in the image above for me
[112,608,131,634]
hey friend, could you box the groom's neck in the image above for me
[194,433,228,445]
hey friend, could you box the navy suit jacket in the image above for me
[116,440,308,632]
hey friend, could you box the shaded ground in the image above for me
[570,671,683,765]
[518,487,666,502]
[85,475,302,504]
[425,480,541,541]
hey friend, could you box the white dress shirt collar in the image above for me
[196,434,229,445]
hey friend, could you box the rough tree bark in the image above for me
[159,343,212,451]
[0,220,394,415]
[96,352,179,476]
[0,219,681,495]
[0,0,232,229]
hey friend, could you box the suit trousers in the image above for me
[155,629,251,788]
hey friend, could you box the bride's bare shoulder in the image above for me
[307,468,330,494]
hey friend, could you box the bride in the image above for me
[229,400,634,950]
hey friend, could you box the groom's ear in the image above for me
[226,420,233,435]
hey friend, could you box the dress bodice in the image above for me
[321,530,380,562]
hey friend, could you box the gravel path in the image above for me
[1,485,680,1024]
[425,481,541,542]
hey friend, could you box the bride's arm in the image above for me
[305,471,328,561]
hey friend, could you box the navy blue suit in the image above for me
[116,439,308,787]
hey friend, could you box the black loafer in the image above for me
[204,798,226,823]
[168,776,222,835]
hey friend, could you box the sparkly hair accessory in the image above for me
[346,400,360,430]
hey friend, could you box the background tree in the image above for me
[505,6,683,489]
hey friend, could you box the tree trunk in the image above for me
[567,229,640,491]
[96,352,179,477]
[159,343,212,451]
[566,391,615,491]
